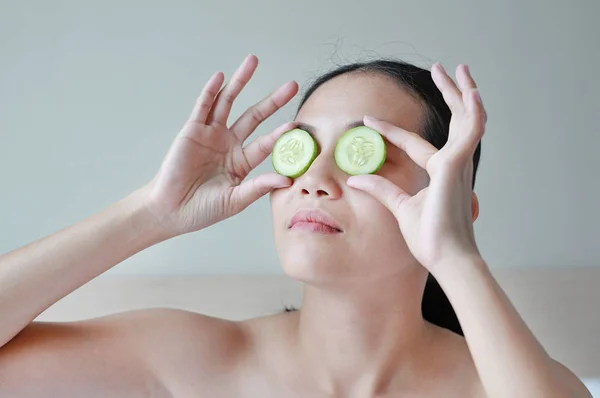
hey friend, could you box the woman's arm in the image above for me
[0,54,296,351]
[346,62,591,398]
[0,54,297,396]
[0,187,169,349]
[435,257,592,398]
[0,307,248,398]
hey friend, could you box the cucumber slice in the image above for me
[334,126,386,175]
[272,128,318,177]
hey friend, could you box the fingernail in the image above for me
[346,176,361,186]
[365,115,379,122]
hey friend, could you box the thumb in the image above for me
[347,174,411,215]
[230,172,292,212]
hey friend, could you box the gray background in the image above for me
[1,0,598,274]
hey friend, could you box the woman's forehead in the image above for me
[296,73,424,137]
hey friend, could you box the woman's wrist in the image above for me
[121,186,178,249]
[429,253,490,288]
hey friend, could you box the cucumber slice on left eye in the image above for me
[334,126,386,175]
[272,128,318,177]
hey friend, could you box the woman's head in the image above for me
[269,59,480,332]
[294,59,481,185]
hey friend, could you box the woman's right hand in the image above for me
[142,55,299,237]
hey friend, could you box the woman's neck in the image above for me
[291,267,432,396]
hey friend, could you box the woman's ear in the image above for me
[471,191,480,222]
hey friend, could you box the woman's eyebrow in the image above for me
[295,120,365,135]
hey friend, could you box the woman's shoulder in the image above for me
[236,311,298,362]
[128,308,306,396]
[110,307,254,396]
[133,307,293,363]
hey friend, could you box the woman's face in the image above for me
[270,72,429,286]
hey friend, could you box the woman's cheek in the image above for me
[351,193,393,226]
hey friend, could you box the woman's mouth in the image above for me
[288,209,344,234]
[289,221,342,234]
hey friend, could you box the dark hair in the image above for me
[284,58,483,336]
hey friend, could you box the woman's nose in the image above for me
[294,156,343,199]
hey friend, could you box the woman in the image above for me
[0,55,591,397]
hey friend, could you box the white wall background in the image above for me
[1,0,598,274]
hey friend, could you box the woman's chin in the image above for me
[279,246,351,284]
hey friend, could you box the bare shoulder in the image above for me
[422,327,591,398]
[110,307,253,395]
[81,307,256,396]
[0,307,251,398]
[551,359,593,398]
[240,310,298,355]
[78,306,249,361]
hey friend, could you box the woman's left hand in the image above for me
[347,63,487,276]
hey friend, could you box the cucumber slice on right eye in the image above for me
[272,128,318,178]
[334,126,386,175]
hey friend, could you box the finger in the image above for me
[231,172,292,213]
[456,64,488,127]
[231,81,299,141]
[188,72,225,123]
[242,121,298,170]
[431,63,464,114]
[456,64,477,93]
[364,116,438,170]
[463,88,486,149]
[207,55,259,126]
[346,174,411,215]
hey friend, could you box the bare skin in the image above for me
[0,55,591,398]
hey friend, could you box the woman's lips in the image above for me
[289,221,342,234]
[288,209,343,234]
